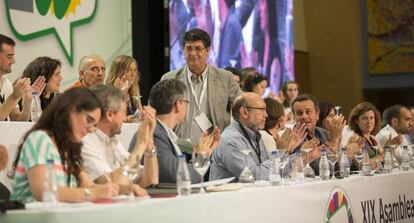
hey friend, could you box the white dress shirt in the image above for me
[259,130,277,152]
[82,129,129,181]
[376,124,406,161]
[0,76,16,120]
[158,119,183,156]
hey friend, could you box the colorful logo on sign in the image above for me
[5,0,97,65]
[325,187,355,223]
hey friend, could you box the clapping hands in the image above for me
[31,76,46,95]
[346,134,365,157]
[194,127,221,155]
[301,138,320,162]
[325,114,346,149]
[326,114,346,140]
[114,74,131,93]
[132,106,156,155]
[385,134,402,147]
[276,122,307,152]
[11,78,31,100]
[12,76,46,106]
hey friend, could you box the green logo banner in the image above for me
[5,0,98,65]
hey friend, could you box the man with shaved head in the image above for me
[209,92,271,182]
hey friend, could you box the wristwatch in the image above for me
[84,187,93,199]
[145,146,157,157]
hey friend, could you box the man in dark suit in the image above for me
[129,79,219,183]
[162,28,242,144]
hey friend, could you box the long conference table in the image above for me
[0,121,139,191]
[1,171,414,223]
[1,122,414,222]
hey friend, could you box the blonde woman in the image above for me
[106,55,143,122]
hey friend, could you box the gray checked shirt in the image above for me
[209,121,271,181]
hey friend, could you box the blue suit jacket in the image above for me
[129,121,200,184]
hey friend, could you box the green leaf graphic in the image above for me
[35,0,71,19]
[35,0,52,16]
[54,0,71,19]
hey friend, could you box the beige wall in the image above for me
[293,0,307,52]
[295,0,363,117]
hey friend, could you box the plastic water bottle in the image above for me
[43,159,58,203]
[339,147,350,178]
[319,149,330,181]
[268,151,281,186]
[176,155,191,196]
[401,145,410,171]
[384,146,392,173]
[361,148,372,176]
[31,93,42,122]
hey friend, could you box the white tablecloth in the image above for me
[0,121,139,191]
[1,171,414,223]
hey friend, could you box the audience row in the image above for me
[0,28,413,203]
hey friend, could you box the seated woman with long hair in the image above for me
[106,55,143,122]
[347,102,384,171]
[317,101,346,150]
[21,56,63,111]
[10,88,118,203]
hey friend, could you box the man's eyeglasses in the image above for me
[177,99,190,104]
[184,46,206,53]
[244,106,266,113]
[81,110,98,129]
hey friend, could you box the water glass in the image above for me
[193,151,211,193]
[239,150,254,183]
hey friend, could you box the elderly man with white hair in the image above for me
[70,54,106,88]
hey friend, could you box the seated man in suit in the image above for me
[129,79,220,183]
[291,94,345,175]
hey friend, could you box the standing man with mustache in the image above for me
[162,28,242,146]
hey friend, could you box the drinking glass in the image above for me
[334,106,341,116]
[292,153,305,184]
[193,151,211,193]
[301,147,315,178]
[327,151,339,179]
[239,150,254,183]
[353,149,364,175]
[277,149,290,185]
[122,156,144,198]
